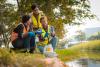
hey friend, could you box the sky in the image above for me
[64,0,100,38]
[91,0,100,19]
[62,0,100,39]
[84,0,100,28]
[7,0,17,5]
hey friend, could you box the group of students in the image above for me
[11,3,57,54]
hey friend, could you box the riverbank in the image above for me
[0,40,100,67]
[56,40,100,62]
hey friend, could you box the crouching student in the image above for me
[11,15,36,53]
[37,16,57,54]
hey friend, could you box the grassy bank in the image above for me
[56,40,100,61]
[56,49,81,61]
[0,48,45,67]
[70,40,100,51]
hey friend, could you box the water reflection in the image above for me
[66,58,100,67]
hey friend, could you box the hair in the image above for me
[22,15,30,23]
[31,3,38,10]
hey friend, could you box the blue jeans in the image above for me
[12,34,36,50]
[50,36,57,50]
[23,35,35,50]
[37,46,44,54]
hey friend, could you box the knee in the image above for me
[28,32,35,37]
[38,46,44,53]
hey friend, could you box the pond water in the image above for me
[66,58,100,67]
